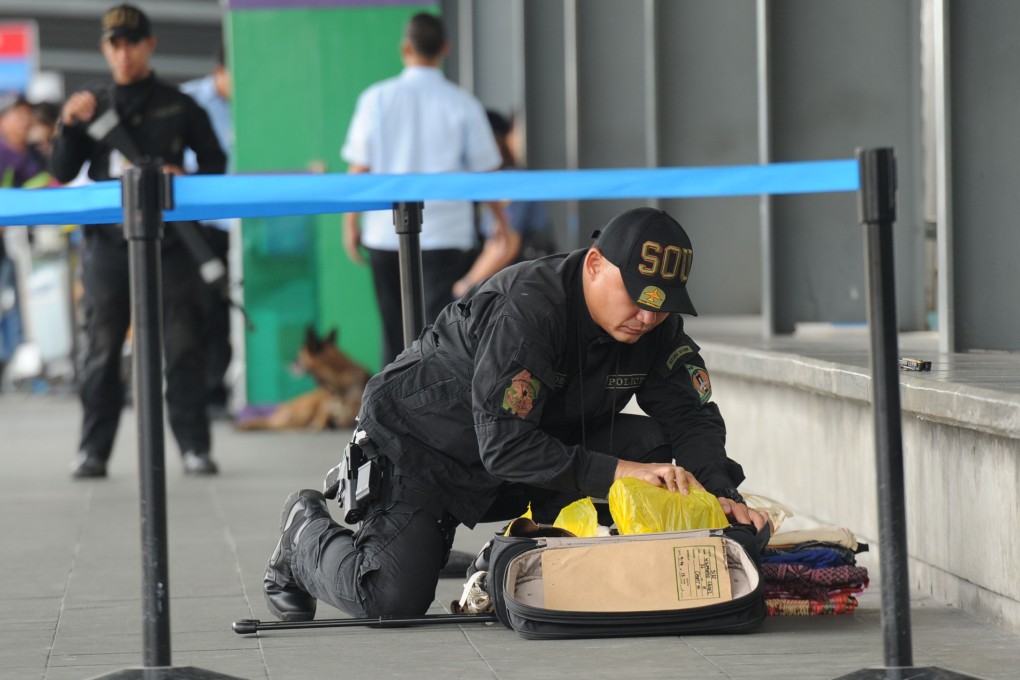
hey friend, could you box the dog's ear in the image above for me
[305,325,321,352]
[324,328,338,346]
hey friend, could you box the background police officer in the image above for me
[50,4,227,478]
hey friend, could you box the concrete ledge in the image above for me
[694,339,1020,635]
[701,341,1020,439]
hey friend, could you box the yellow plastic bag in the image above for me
[608,477,729,534]
[552,497,600,537]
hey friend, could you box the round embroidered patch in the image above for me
[501,369,541,419]
[685,364,712,405]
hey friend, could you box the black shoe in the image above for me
[264,489,331,621]
[71,453,107,479]
[183,451,219,475]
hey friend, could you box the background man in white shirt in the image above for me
[341,12,518,366]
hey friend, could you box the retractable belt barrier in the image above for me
[0,154,939,679]
[0,159,858,226]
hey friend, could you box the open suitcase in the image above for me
[483,523,766,639]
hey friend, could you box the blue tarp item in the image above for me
[0,160,859,227]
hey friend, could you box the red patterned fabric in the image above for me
[763,564,870,587]
[763,560,870,614]
[766,595,859,616]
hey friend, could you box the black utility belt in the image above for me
[324,429,448,525]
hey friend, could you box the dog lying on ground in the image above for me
[237,326,370,431]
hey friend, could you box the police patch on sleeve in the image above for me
[502,369,541,419]
[666,344,694,370]
[685,364,712,405]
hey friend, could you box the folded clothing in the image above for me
[763,563,870,588]
[768,527,862,552]
[766,583,866,602]
[766,595,859,616]
[763,528,870,616]
[762,546,853,568]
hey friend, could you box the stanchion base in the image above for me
[87,666,247,680]
[833,666,986,680]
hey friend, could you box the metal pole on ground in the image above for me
[91,165,241,680]
[835,149,979,680]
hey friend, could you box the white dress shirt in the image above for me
[341,66,501,250]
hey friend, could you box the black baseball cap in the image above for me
[101,4,152,43]
[591,207,698,316]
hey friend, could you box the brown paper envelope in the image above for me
[541,536,732,612]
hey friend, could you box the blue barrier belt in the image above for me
[0,159,859,227]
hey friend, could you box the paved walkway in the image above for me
[2,393,1016,680]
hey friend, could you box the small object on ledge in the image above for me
[898,357,931,371]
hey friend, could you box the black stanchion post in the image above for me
[835,149,979,680]
[389,200,475,576]
[393,201,426,348]
[93,165,242,680]
[860,148,912,669]
[124,164,172,669]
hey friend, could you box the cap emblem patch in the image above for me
[104,8,140,31]
[638,286,666,310]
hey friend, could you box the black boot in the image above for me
[183,451,219,476]
[71,452,108,479]
[264,489,332,621]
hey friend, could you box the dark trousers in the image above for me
[366,247,476,366]
[289,414,668,618]
[77,229,211,461]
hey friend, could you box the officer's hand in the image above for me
[613,460,705,495]
[62,92,97,126]
[452,277,472,298]
[343,216,364,265]
[717,497,769,532]
[162,164,185,176]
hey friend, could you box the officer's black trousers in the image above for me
[288,414,669,618]
[77,230,211,462]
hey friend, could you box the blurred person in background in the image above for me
[49,4,226,478]
[28,101,61,167]
[472,109,558,275]
[341,13,518,367]
[0,93,46,188]
[0,92,50,388]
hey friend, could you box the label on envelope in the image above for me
[541,536,732,612]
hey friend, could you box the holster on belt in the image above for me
[323,429,381,524]
[323,429,449,525]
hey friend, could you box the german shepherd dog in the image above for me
[237,326,370,431]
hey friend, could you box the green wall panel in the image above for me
[228,4,436,403]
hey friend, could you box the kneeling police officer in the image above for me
[264,207,766,621]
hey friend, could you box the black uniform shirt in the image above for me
[50,72,226,184]
[358,249,744,527]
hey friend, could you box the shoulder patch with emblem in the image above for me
[502,369,541,419]
[685,364,712,405]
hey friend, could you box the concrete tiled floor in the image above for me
[2,370,1017,679]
